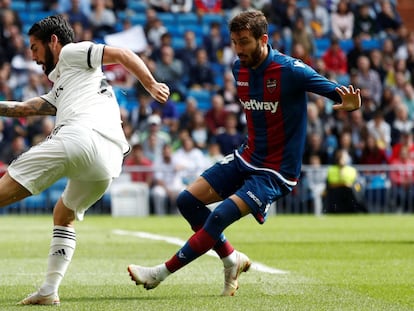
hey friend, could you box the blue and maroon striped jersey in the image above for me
[233,45,342,185]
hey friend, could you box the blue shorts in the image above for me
[201,153,293,224]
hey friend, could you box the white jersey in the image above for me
[41,41,129,154]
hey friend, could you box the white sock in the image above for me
[39,226,76,296]
[156,264,171,281]
[221,250,237,268]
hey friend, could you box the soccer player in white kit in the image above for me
[0,15,170,305]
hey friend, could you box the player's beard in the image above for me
[43,45,55,75]
[239,42,263,68]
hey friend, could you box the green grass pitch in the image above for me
[0,214,413,310]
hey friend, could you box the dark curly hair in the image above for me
[229,10,268,40]
[28,15,74,45]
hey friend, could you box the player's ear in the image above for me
[50,34,59,48]
[261,34,268,45]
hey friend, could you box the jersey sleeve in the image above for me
[60,42,105,70]
[297,61,342,103]
[40,91,56,107]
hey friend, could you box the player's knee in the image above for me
[176,190,201,215]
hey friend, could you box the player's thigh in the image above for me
[200,153,245,201]
[0,172,31,207]
[7,139,67,195]
[62,178,112,221]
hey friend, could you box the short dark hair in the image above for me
[229,10,268,40]
[28,15,74,46]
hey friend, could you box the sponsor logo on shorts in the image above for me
[247,190,262,207]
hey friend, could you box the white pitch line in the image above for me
[113,229,289,275]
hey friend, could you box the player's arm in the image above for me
[102,46,170,103]
[0,97,56,117]
[300,62,361,111]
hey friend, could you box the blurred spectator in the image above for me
[21,71,47,101]
[359,131,389,165]
[322,37,348,78]
[150,32,172,62]
[172,135,206,185]
[151,143,185,215]
[213,112,245,156]
[146,18,168,50]
[150,97,179,129]
[324,149,366,213]
[204,93,229,136]
[376,0,402,39]
[291,16,314,61]
[366,110,392,153]
[336,130,359,164]
[203,22,228,64]
[62,0,91,29]
[176,30,200,77]
[331,0,354,40]
[194,0,223,15]
[137,114,171,162]
[303,132,330,165]
[129,92,154,133]
[229,0,255,19]
[88,0,117,39]
[291,42,313,67]
[389,130,414,162]
[393,25,410,57]
[187,48,216,91]
[369,49,387,83]
[217,70,238,109]
[148,0,171,12]
[305,153,327,216]
[270,0,303,40]
[381,37,396,60]
[153,45,185,100]
[390,99,413,145]
[188,110,209,150]
[346,33,368,74]
[178,96,199,130]
[301,0,330,38]
[71,20,93,42]
[401,81,414,120]
[170,0,193,13]
[355,55,382,106]
[123,143,154,185]
[143,8,159,38]
[205,141,224,166]
[0,8,23,63]
[349,109,367,158]
[222,0,238,10]
[307,101,324,139]
[389,145,414,212]
[57,0,91,16]
[0,134,27,164]
[353,3,378,39]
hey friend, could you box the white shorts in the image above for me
[8,125,126,220]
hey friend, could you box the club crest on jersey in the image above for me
[266,79,277,93]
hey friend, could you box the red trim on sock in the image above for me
[188,228,216,253]
[214,241,234,259]
[165,254,182,273]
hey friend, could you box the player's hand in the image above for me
[332,85,361,112]
[149,82,170,103]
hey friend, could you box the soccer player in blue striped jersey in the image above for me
[128,10,361,296]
